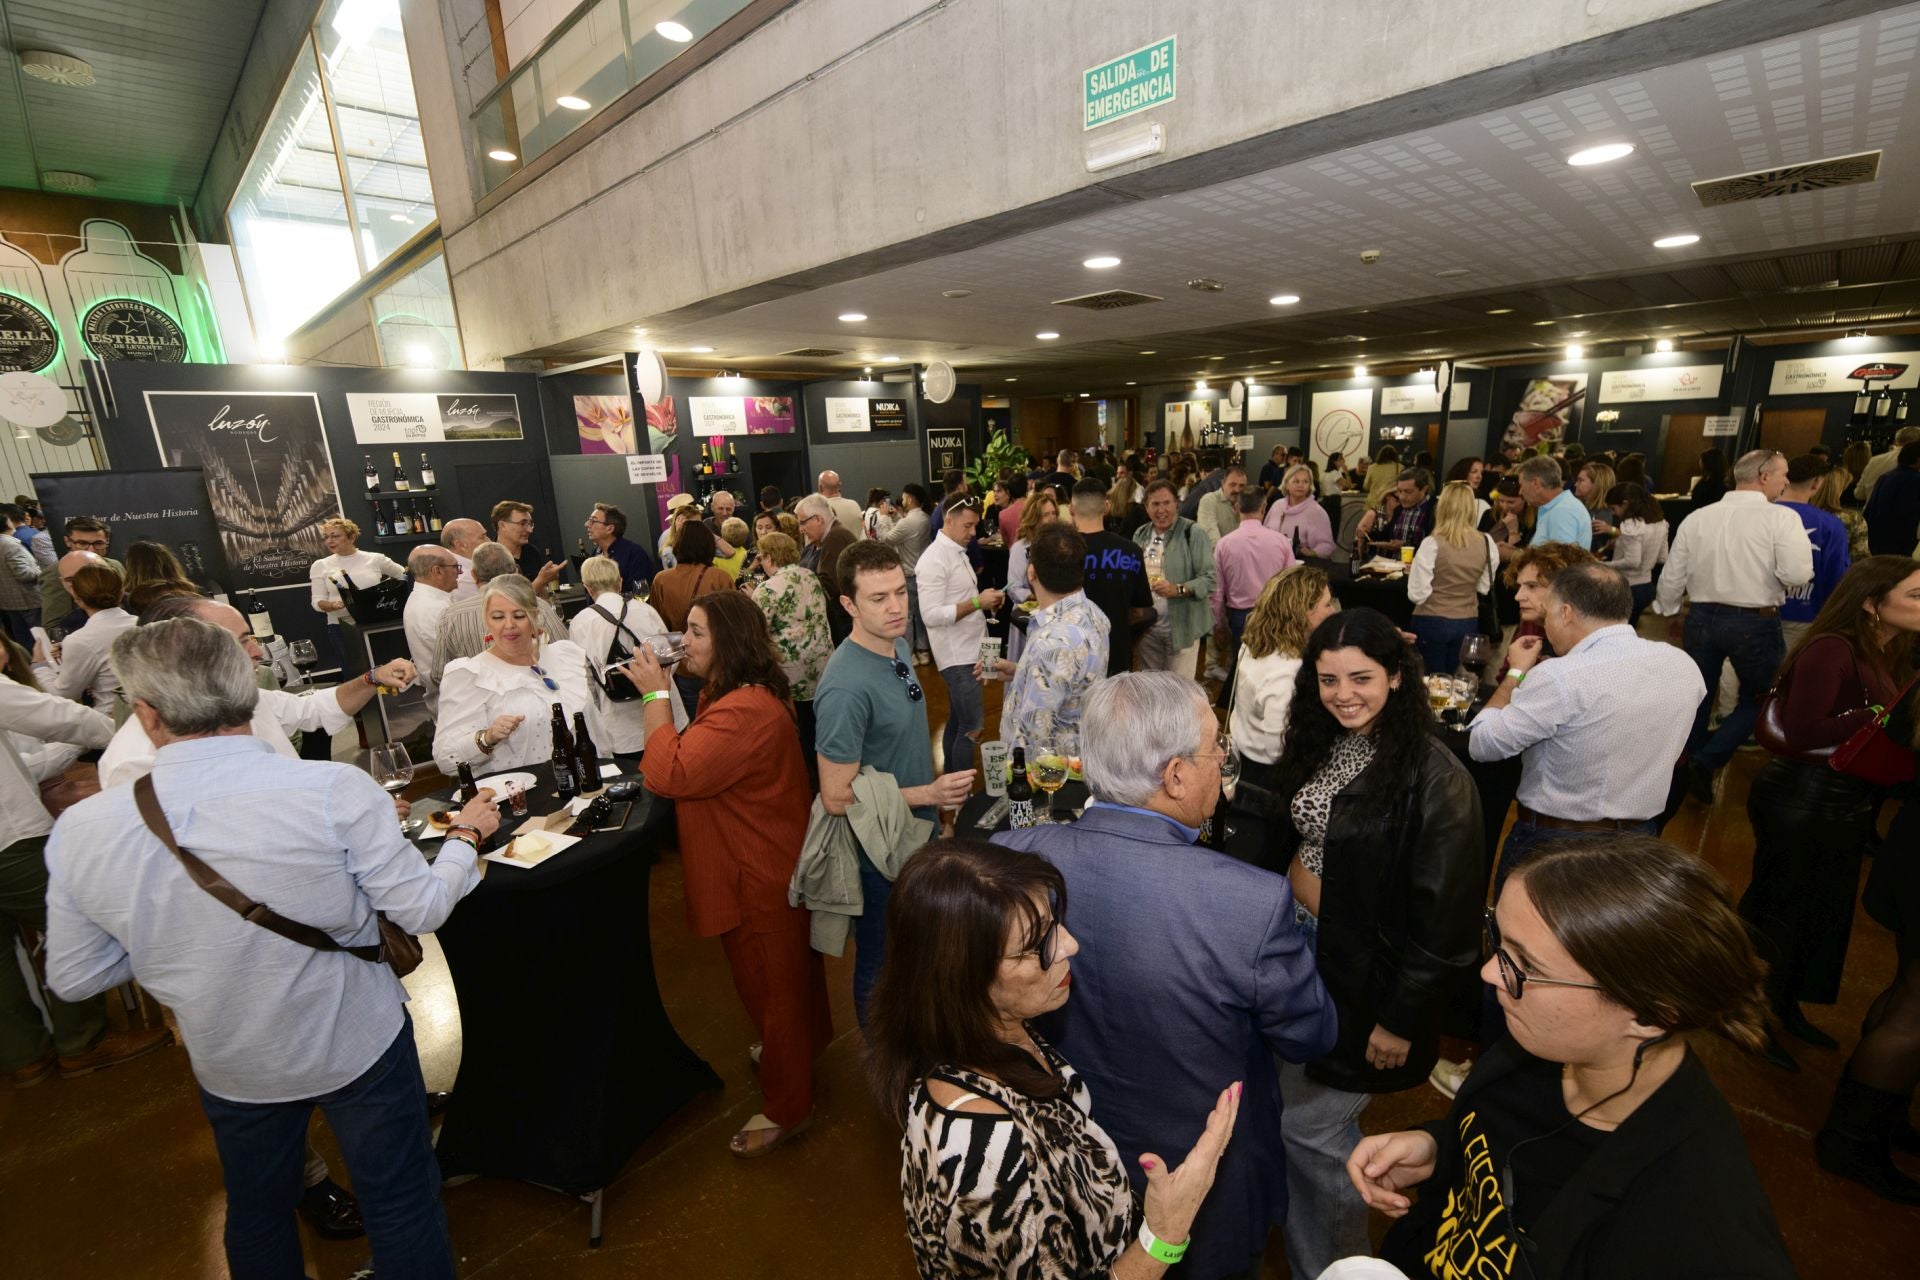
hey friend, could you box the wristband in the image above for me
[363,670,379,688]
[1138,1221,1188,1264]
[642,690,670,705]
[971,594,982,611]
[1506,669,1525,684]
[474,728,496,755]
[445,825,482,847]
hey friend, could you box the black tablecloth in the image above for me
[1325,559,1414,627]
[431,762,720,1194]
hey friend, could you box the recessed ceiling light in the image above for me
[838,312,867,323]
[1568,142,1636,167]
[656,20,693,42]
[389,213,412,223]
[487,149,517,162]
[1433,267,1472,279]
[1653,233,1700,249]
[1568,330,1588,338]
[1844,329,1869,340]
[1083,255,1122,269]
[880,354,900,361]
[1565,343,1585,359]
[1487,308,1514,315]
[941,288,974,299]
[556,95,591,110]
[1125,380,1137,385]
[1194,379,1209,391]
[1269,294,1301,306]
[1208,355,1224,361]
[1138,349,1157,355]
[1533,319,1556,327]
[687,346,714,354]
[1036,331,1060,340]
[1005,377,1018,382]
[1655,338,1674,352]
[1079,392,1090,397]
[1353,364,1369,377]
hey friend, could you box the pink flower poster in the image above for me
[575,395,636,454]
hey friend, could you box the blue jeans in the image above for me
[905,574,927,653]
[1629,581,1655,626]
[197,1014,455,1280]
[1278,1060,1373,1280]
[1682,604,1785,771]
[1410,615,1479,676]
[939,663,983,773]
[853,855,893,1029]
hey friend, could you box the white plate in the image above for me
[474,770,537,797]
[483,830,582,870]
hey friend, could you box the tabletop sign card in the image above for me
[625,454,668,484]
[824,397,871,433]
[1597,364,1723,402]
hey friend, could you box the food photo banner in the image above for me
[346,392,526,444]
[32,466,230,593]
[145,390,342,590]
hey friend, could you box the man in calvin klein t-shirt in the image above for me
[1067,479,1151,674]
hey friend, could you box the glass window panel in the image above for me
[227,42,360,341]
[316,0,438,271]
[372,253,464,371]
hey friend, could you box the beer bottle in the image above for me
[571,711,599,794]
[550,703,578,800]
[1007,746,1036,829]
[456,761,479,804]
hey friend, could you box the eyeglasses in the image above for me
[890,658,924,702]
[1483,909,1606,1001]
[505,517,534,529]
[69,538,108,551]
[529,662,560,692]
[1008,915,1063,968]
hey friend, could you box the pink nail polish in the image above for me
[1140,1157,1156,1169]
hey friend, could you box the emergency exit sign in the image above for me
[1083,36,1176,130]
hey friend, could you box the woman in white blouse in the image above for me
[42,561,135,707]
[433,576,607,775]
[308,517,406,666]
[1229,566,1339,782]
[1603,482,1669,624]
[568,555,686,756]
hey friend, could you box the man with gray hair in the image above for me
[994,671,1336,1280]
[435,545,567,668]
[1853,423,1920,505]
[438,517,486,601]
[1512,454,1591,552]
[404,544,461,714]
[47,617,497,1276]
[1656,448,1812,802]
[797,493,857,642]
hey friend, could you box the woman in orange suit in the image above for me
[627,589,831,1157]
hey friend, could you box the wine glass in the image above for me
[288,639,318,688]
[1027,738,1071,825]
[634,578,653,606]
[372,745,415,830]
[1216,731,1242,800]
[1459,635,1492,687]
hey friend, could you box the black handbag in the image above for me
[591,599,647,702]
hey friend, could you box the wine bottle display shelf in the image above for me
[363,488,439,498]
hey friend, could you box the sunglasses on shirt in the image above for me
[890,658,924,702]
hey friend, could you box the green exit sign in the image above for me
[1083,36,1176,130]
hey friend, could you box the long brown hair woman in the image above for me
[625,589,826,1157]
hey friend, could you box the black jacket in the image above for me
[1275,735,1484,1093]
[1383,1037,1798,1280]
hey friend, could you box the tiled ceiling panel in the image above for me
[0,0,268,203]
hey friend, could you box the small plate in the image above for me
[475,770,537,796]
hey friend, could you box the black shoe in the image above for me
[1684,759,1717,806]
[1816,1077,1920,1204]
[1776,1004,1841,1050]
[1759,1029,1800,1072]
[298,1177,365,1240]
[426,1090,452,1117]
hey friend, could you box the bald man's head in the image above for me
[56,549,101,594]
[817,471,842,497]
[440,518,484,556]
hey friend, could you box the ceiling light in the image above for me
[1208,355,1224,361]
[1138,349,1157,355]
[1487,308,1514,315]
[1533,319,1556,326]
[389,213,412,223]
[1125,380,1137,385]
[257,340,286,362]
[1036,331,1060,340]
[1433,267,1472,279]
[556,95,591,110]
[941,288,974,299]
[1565,343,1585,359]
[1194,379,1209,391]
[721,370,742,381]
[1083,255,1122,269]
[686,346,714,354]
[1005,377,1018,382]
[1568,330,1589,338]
[1417,367,1435,380]
[1079,392,1090,397]
[861,367,873,381]
[406,343,434,367]
[1653,233,1700,248]
[1568,142,1636,167]
[880,354,900,361]
[40,170,94,192]
[1085,119,1165,173]
[1353,365,1369,377]
[18,50,94,86]
[487,149,518,162]
[1844,329,1869,341]
[656,20,694,42]
[1269,294,1301,306]
[1655,338,1674,352]
[838,312,867,322]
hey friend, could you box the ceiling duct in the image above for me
[779,347,844,357]
[1052,289,1164,311]
[1692,151,1881,207]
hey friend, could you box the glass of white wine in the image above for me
[1027,737,1071,825]
[371,744,416,832]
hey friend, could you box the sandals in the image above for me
[729,1110,811,1158]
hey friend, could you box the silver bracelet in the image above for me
[474,728,496,755]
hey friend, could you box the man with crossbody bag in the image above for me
[44,617,497,1278]
[570,554,687,755]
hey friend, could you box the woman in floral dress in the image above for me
[750,531,832,775]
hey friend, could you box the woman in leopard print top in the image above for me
[868,839,1242,1279]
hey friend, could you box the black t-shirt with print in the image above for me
[1078,530,1150,675]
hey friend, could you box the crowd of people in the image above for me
[3,424,1918,1278]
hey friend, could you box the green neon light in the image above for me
[78,294,193,361]
[190,280,226,363]
[0,288,67,374]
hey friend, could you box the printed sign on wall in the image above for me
[825,397,871,433]
[1309,389,1371,471]
[1379,378,1476,416]
[870,399,908,430]
[927,428,968,482]
[146,390,342,589]
[33,466,231,593]
[687,395,798,436]
[81,298,188,362]
[347,392,525,444]
[1768,352,1920,395]
[1248,393,1289,422]
[1597,364,1723,402]
[0,292,59,372]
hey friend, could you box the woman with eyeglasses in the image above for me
[1348,836,1795,1280]
[432,575,605,775]
[870,838,1242,1279]
[1268,607,1483,1280]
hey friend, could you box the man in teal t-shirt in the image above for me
[1519,455,1593,549]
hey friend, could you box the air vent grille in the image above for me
[1052,290,1164,311]
[779,347,843,357]
[1692,151,1881,207]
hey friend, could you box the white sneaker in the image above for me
[1429,1057,1471,1100]
[1204,663,1229,682]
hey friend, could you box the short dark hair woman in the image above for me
[1693,446,1731,508]
[625,589,830,1157]
[1351,837,1795,1279]
[1268,607,1483,1280]
[871,839,1241,1279]
[1602,483,1668,625]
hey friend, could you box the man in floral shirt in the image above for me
[982,522,1110,751]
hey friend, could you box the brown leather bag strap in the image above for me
[132,774,383,962]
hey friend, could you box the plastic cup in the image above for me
[978,637,1002,680]
[981,741,1009,796]
[1399,545,1415,565]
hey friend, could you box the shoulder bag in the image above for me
[590,598,647,702]
[133,774,424,978]
[1830,670,1920,787]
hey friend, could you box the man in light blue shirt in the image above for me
[1517,455,1593,549]
[45,617,500,1278]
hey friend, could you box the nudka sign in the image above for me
[1083,36,1176,130]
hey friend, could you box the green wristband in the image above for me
[1138,1221,1188,1264]
[642,690,671,705]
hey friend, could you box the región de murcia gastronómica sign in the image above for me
[81,298,188,363]
[1083,36,1176,130]
[0,293,59,373]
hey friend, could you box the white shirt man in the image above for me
[403,546,459,715]
[815,471,863,535]
[440,518,486,601]
[916,501,1005,771]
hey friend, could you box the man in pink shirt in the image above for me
[1213,487,1296,686]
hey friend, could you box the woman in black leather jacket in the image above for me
[1267,607,1484,1280]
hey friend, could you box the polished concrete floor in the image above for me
[5,655,1919,1277]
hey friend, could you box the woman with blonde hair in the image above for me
[306,519,404,667]
[1406,481,1496,675]
[1229,565,1339,784]
[1365,446,1401,505]
[1005,490,1061,662]
[1813,465,1870,561]
[715,516,751,581]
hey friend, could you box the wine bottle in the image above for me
[363,454,380,492]
[390,450,410,492]
[419,451,436,488]
[427,498,443,532]
[374,505,390,537]
[1291,526,1305,560]
[1900,392,1912,423]
[571,711,599,794]
[550,703,578,800]
[456,762,478,804]
[245,591,273,640]
[1007,746,1036,829]
[727,442,739,475]
[699,443,713,476]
